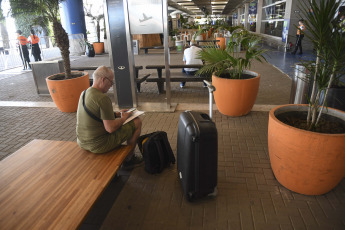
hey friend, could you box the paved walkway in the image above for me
[0,49,344,230]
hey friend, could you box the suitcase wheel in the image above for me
[208,187,218,197]
[187,192,195,202]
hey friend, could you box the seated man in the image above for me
[76,66,142,170]
[181,43,205,88]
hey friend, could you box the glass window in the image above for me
[262,20,284,37]
[264,0,285,6]
[248,1,258,32]
[262,2,286,20]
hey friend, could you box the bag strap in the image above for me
[82,90,102,123]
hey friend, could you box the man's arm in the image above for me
[103,111,132,133]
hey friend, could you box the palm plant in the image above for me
[9,0,72,79]
[197,30,267,79]
[299,0,345,130]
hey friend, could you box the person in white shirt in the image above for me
[181,44,205,88]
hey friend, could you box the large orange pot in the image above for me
[216,37,225,50]
[93,42,104,54]
[212,71,260,116]
[268,104,345,195]
[46,72,89,113]
[201,33,207,40]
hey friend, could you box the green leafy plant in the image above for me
[299,0,345,130]
[9,0,72,79]
[196,30,267,79]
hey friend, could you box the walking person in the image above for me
[28,29,42,61]
[16,30,31,70]
[292,19,305,55]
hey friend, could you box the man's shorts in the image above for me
[108,120,136,148]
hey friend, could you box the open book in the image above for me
[123,110,145,125]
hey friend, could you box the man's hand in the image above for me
[121,111,132,120]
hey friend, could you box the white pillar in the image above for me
[244,3,249,30]
[256,0,263,34]
[238,8,241,26]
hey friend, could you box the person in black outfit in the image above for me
[28,29,42,61]
[16,30,31,70]
[292,19,305,55]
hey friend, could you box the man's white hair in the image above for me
[93,66,114,81]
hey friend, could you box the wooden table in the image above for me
[146,64,204,93]
[186,40,220,45]
[0,139,132,230]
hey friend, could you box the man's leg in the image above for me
[122,118,143,170]
[292,36,300,55]
[181,68,186,88]
[298,36,303,54]
[127,117,142,147]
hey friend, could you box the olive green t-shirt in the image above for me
[76,87,135,153]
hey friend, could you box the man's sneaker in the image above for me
[180,83,185,88]
[122,155,144,171]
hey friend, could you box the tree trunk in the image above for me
[53,19,71,79]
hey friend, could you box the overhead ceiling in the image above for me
[168,0,248,16]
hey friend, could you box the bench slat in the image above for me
[0,139,132,230]
[146,64,203,69]
[146,77,206,82]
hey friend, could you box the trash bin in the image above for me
[31,60,64,95]
[175,40,183,53]
[289,64,311,104]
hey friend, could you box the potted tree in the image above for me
[10,0,89,113]
[85,5,104,54]
[268,0,345,195]
[197,30,267,116]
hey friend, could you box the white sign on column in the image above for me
[128,0,163,34]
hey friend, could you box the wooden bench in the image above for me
[0,139,133,230]
[140,46,164,54]
[71,66,150,92]
[146,64,205,93]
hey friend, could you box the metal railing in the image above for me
[0,33,85,72]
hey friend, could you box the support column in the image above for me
[238,8,241,26]
[256,0,263,34]
[104,0,136,108]
[60,0,87,38]
[244,3,249,30]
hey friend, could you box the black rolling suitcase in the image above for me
[177,110,218,202]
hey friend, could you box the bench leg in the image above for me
[145,49,148,54]
[157,82,164,94]
[137,83,141,92]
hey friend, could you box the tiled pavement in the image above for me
[0,49,344,230]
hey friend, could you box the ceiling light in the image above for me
[211,1,227,4]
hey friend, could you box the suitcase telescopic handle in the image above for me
[203,80,216,120]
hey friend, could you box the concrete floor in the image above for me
[0,48,344,230]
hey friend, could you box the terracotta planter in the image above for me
[93,42,104,54]
[216,37,225,50]
[268,104,345,195]
[202,33,207,40]
[46,72,89,113]
[212,71,260,116]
